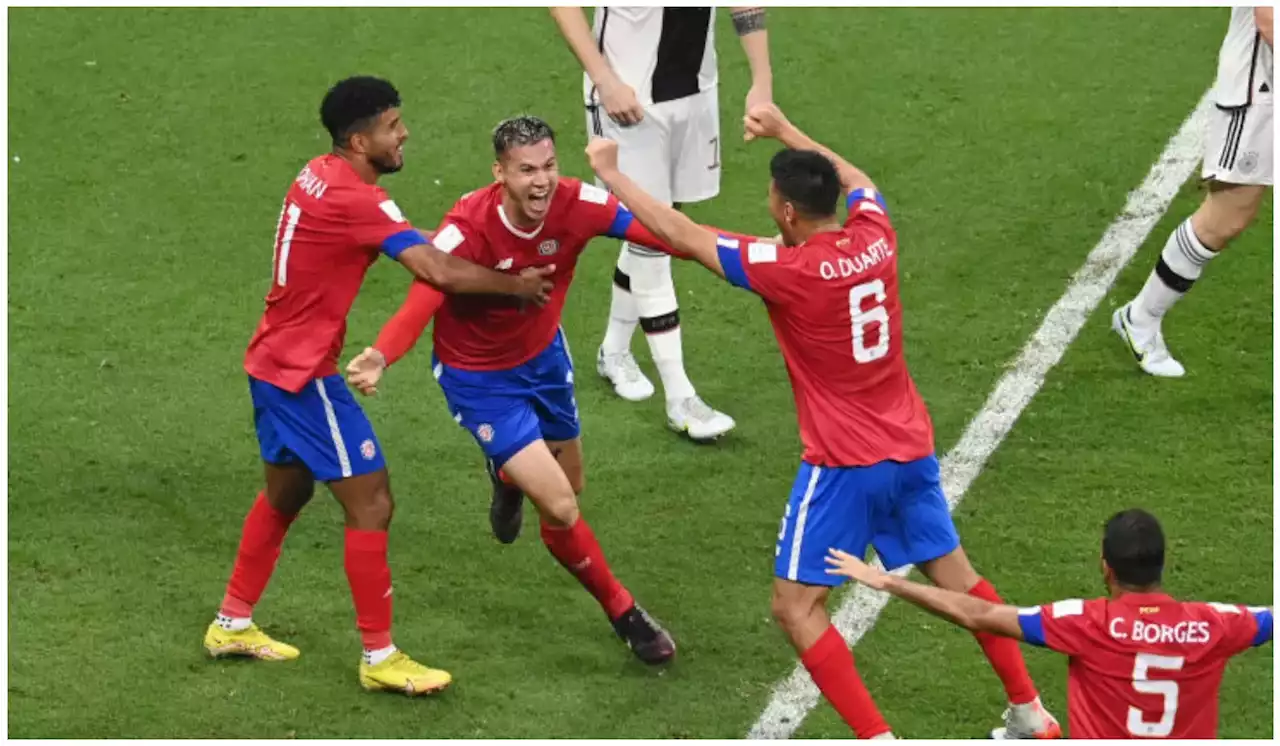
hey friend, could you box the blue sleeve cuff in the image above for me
[716,237,753,291]
[1252,609,1273,647]
[604,206,635,239]
[381,229,428,259]
[1018,609,1047,647]
[847,187,888,213]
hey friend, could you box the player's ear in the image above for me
[491,159,505,184]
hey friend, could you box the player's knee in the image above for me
[536,493,580,528]
[1195,189,1263,249]
[348,485,395,530]
[770,588,818,633]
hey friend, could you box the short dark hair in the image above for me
[492,115,555,158]
[320,76,401,147]
[770,149,841,219]
[1103,509,1166,589]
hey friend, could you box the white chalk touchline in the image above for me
[747,92,1212,739]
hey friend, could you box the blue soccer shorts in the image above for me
[248,374,386,482]
[774,454,960,586]
[432,328,579,468]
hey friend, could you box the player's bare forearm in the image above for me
[596,170,725,278]
[776,121,874,196]
[550,7,618,87]
[1257,7,1274,47]
[397,243,546,300]
[731,8,772,95]
[881,575,1026,640]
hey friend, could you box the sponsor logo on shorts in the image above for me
[477,423,495,443]
[360,439,377,460]
[538,239,559,256]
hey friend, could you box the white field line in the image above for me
[747,93,1212,739]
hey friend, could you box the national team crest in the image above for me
[538,239,560,256]
[477,423,495,443]
[1239,151,1259,175]
[360,439,377,461]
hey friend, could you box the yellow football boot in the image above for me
[204,621,300,661]
[358,650,452,696]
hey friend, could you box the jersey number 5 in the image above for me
[1127,653,1184,737]
[849,279,890,363]
[273,201,303,287]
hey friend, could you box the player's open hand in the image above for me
[517,265,556,306]
[744,102,790,142]
[585,138,620,177]
[345,347,387,397]
[824,548,889,589]
[597,76,644,127]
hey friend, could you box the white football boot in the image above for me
[1111,304,1186,378]
[990,697,1062,740]
[597,347,655,402]
[667,395,735,442]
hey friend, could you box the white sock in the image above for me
[601,245,639,355]
[363,644,397,666]
[1131,218,1216,327]
[631,251,696,402]
[215,613,252,632]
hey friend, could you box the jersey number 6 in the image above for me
[1127,653,1184,737]
[849,279,890,363]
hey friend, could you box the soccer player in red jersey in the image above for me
[204,76,554,696]
[827,509,1273,739]
[585,104,1060,738]
[345,116,678,665]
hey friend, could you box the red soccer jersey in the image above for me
[716,188,935,467]
[244,154,428,393]
[429,176,628,370]
[1019,594,1273,738]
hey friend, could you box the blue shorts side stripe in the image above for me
[314,378,353,478]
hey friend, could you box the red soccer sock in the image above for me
[344,528,394,651]
[968,578,1038,705]
[540,516,634,621]
[800,625,891,739]
[220,492,296,618]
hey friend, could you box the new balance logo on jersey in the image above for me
[495,257,514,270]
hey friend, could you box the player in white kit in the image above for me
[1114,6,1273,377]
[550,6,773,440]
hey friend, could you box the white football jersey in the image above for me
[583,6,719,107]
[1212,6,1274,108]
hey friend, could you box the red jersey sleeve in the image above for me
[1018,598,1093,655]
[1207,603,1273,655]
[347,191,430,258]
[715,232,804,304]
[374,280,445,366]
[844,187,894,236]
[564,179,685,257]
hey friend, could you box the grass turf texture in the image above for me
[8,6,1272,738]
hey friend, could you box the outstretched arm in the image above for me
[587,140,726,278]
[825,549,1026,640]
[345,280,445,396]
[744,104,875,196]
[396,242,553,304]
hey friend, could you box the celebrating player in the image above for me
[204,76,554,696]
[827,509,1273,738]
[345,115,677,665]
[584,105,1060,738]
[549,6,773,440]
[1114,6,1273,377]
